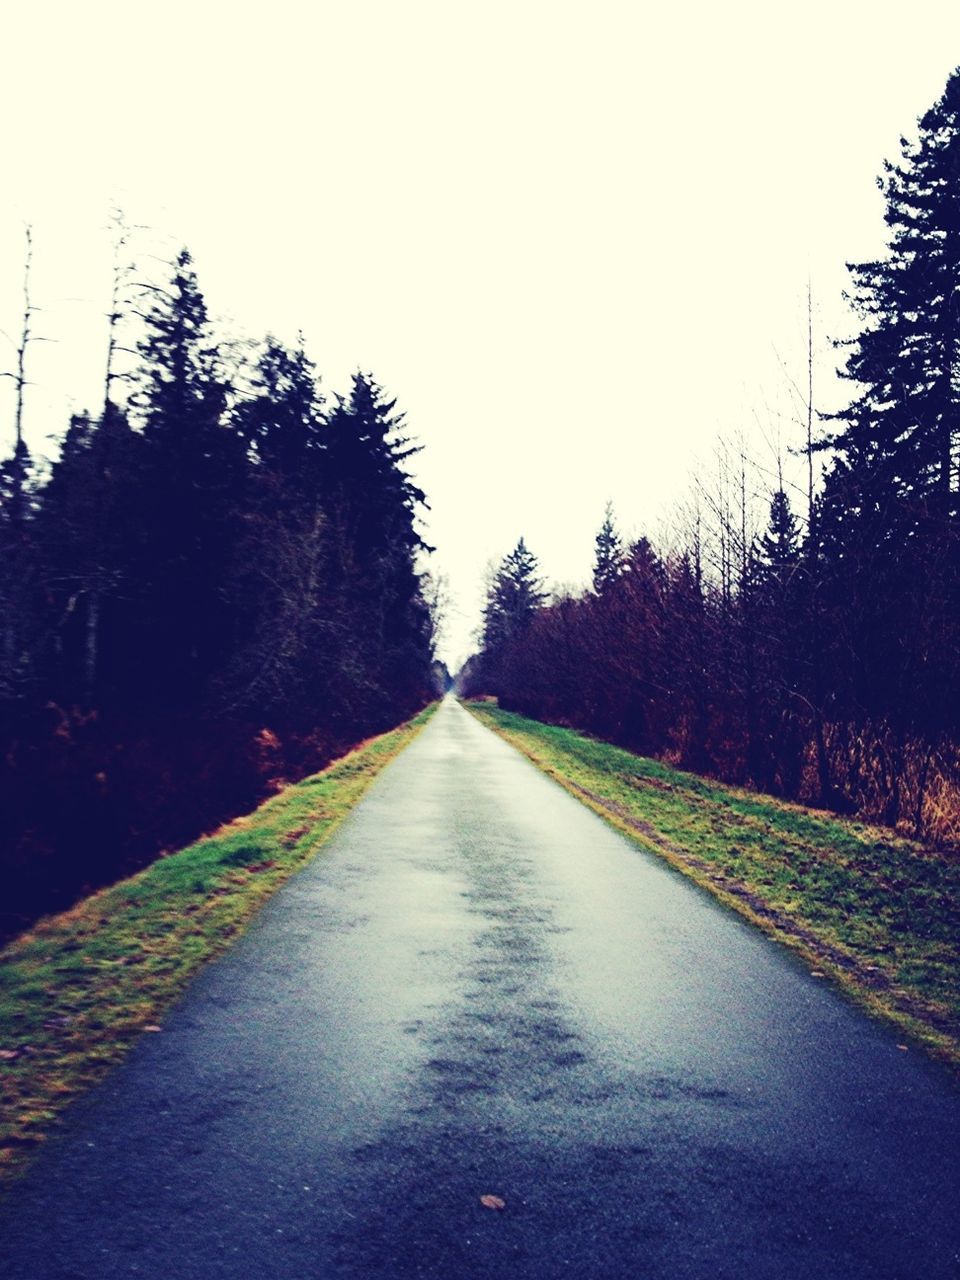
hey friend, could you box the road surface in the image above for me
[1,697,959,1278]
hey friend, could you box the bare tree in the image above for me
[0,226,45,520]
[101,208,143,417]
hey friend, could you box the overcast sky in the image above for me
[2,2,960,666]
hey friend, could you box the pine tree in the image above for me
[37,406,145,704]
[614,537,665,751]
[482,538,546,654]
[757,490,800,585]
[223,338,329,716]
[0,440,39,698]
[828,68,960,516]
[136,249,229,461]
[593,501,625,594]
[320,372,433,720]
[751,489,805,793]
[819,69,960,748]
[235,336,324,499]
[130,249,244,701]
[323,372,428,575]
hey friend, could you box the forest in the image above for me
[463,68,960,847]
[0,241,442,940]
[5,67,960,943]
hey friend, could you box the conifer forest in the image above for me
[464,70,960,846]
[5,66,960,942]
[0,246,441,939]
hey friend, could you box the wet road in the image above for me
[2,697,959,1279]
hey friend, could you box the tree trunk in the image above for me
[84,591,100,703]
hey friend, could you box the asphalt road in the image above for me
[2,697,959,1279]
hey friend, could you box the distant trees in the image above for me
[460,64,960,845]
[475,538,546,694]
[482,538,545,651]
[592,502,625,594]
[0,240,438,938]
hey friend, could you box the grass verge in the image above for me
[466,701,960,1073]
[0,704,436,1185]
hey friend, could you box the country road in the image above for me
[2,697,959,1279]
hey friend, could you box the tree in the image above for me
[757,490,800,587]
[593,501,625,594]
[810,68,960,815]
[128,249,243,702]
[319,372,434,721]
[0,229,447,936]
[0,228,44,698]
[222,337,329,717]
[482,538,546,654]
[749,489,805,793]
[0,440,39,698]
[101,208,140,418]
[234,335,324,498]
[0,227,43,528]
[828,68,960,517]
[36,406,144,704]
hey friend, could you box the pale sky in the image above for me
[2,2,960,667]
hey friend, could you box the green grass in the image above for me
[0,704,436,1184]
[466,701,960,1071]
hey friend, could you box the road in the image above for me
[1,696,959,1279]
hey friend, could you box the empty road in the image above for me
[1,697,959,1278]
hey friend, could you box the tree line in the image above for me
[463,67,960,846]
[0,240,441,939]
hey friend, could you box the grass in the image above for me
[0,704,436,1185]
[466,701,960,1072]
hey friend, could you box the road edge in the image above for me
[464,700,960,1078]
[0,702,438,1186]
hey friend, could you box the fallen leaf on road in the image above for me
[480,1195,506,1210]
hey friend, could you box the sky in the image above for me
[2,1,960,667]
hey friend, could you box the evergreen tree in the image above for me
[320,372,433,719]
[828,67,960,516]
[757,490,800,585]
[36,406,144,704]
[130,249,244,701]
[323,372,428,572]
[234,336,324,500]
[752,490,805,793]
[0,440,39,698]
[223,338,329,716]
[615,537,665,751]
[0,237,444,936]
[593,501,625,594]
[819,69,960,744]
[482,538,546,654]
[661,551,709,770]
